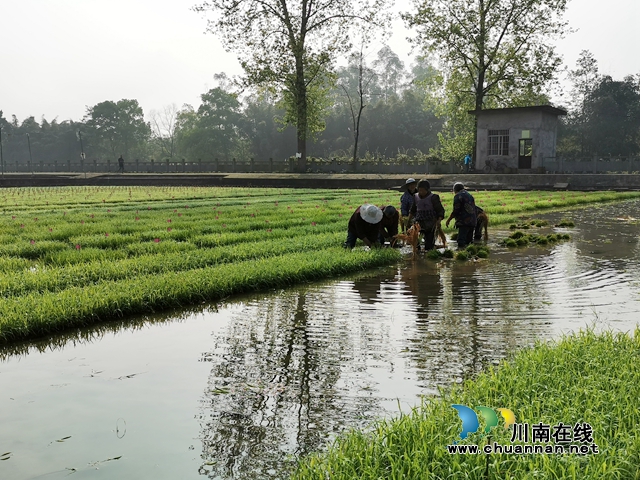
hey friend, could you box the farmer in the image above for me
[446,182,477,248]
[400,178,417,233]
[118,155,125,173]
[408,179,445,251]
[378,205,400,246]
[343,204,384,249]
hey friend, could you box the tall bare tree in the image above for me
[149,104,180,159]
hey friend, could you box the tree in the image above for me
[372,45,406,100]
[149,104,180,159]
[404,0,569,161]
[559,50,601,157]
[337,49,379,166]
[85,99,151,160]
[583,76,640,157]
[176,88,244,162]
[194,0,389,171]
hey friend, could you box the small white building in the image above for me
[470,106,567,173]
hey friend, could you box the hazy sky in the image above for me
[1,0,638,123]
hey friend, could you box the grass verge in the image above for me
[290,329,640,479]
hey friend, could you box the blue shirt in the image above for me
[400,191,414,216]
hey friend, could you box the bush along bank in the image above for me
[290,329,640,480]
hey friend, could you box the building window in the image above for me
[488,129,509,156]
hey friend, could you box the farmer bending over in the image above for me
[378,205,400,246]
[343,204,383,249]
[408,180,445,251]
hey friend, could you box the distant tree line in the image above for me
[2,48,638,171]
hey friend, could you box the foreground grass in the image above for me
[1,186,639,344]
[291,329,640,480]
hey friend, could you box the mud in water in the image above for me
[1,200,639,479]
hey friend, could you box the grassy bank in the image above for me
[291,329,640,479]
[1,186,639,344]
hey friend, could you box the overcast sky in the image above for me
[1,0,638,123]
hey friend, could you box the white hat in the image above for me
[405,178,417,185]
[360,204,383,224]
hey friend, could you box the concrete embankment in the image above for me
[1,172,639,191]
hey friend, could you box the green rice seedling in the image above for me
[425,249,442,260]
[555,219,576,227]
[455,250,469,261]
[442,249,454,258]
[531,219,549,227]
[476,248,489,258]
[0,186,634,344]
[515,237,529,246]
[290,329,640,480]
[465,244,478,255]
[504,238,517,247]
[510,231,525,239]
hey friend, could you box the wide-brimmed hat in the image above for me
[405,178,417,186]
[360,204,383,224]
[453,182,465,192]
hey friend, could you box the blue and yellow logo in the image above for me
[451,405,516,441]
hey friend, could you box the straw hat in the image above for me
[360,204,383,224]
[405,178,417,186]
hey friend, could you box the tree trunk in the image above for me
[295,55,307,173]
[474,0,487,168]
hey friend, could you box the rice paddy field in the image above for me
[290,329,640,480]
[1,185,640,345]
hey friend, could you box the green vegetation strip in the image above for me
[0,248,399,343]
[1,186,639,344]
[291,329,640,479]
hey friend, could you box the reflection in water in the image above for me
[0,305,208,362]
[197,289,392,479]
[1,200,640,480]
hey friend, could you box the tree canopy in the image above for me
[194,0,389,170]
[404,0,570,159]
[84,99,151,160]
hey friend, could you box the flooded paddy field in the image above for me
[1,200,639,479]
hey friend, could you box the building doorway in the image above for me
[518,138,533,169]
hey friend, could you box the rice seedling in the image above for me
[0,186,637,344]
[290,329,640,480]
[502,230,571,248]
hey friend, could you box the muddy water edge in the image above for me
[1,200,639,480]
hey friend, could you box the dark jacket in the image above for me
[452,189,477,227]
[348,207,380,243]
[378,205,399,239]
